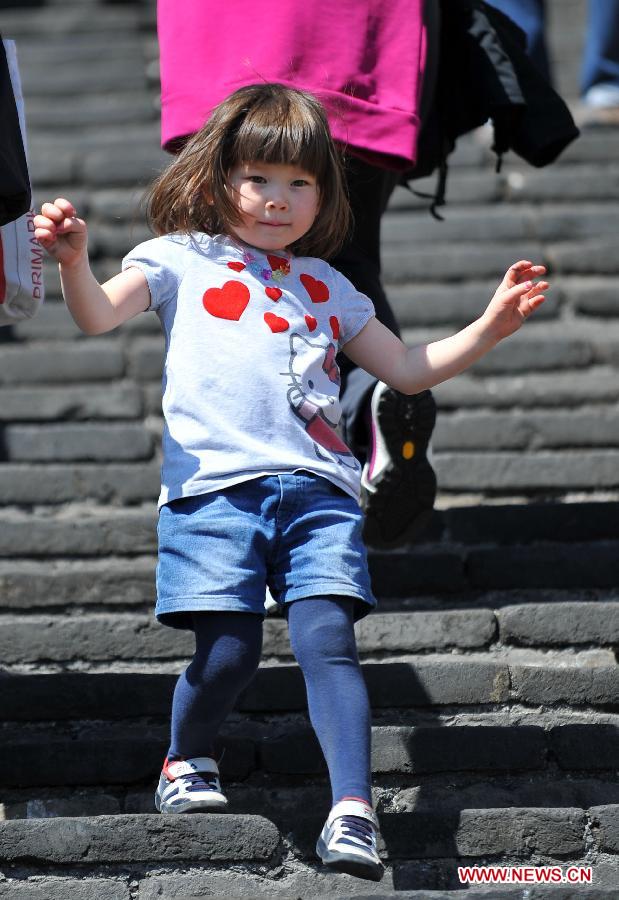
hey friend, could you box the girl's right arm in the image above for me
[34,197,151,335]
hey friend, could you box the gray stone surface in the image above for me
[0,558,155,609]
[0,342,124,385]
[468,543,619,589]
[0,383,143,422]
[0,880,130,900]
[432,367,619,408]
[354,610,496,652]
[0,614,186,664]
[0,510,157,557]
[0,815,280,864]
[383,242,544,283]
[388,279,558,327]
[4,424,153,461]
[0,463,159,504]
[551,725,619,771]
[590,806,619,853]
[434,452,619,490]
[434,408,619,450]
[498,602,619,647]
[377,808,586,859]
[137,866,396,899]
[511,665,619,706]
[0,608,500,664]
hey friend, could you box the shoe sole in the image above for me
[155,793,228,814]
[316,836,384,882]
[362,388,437,548]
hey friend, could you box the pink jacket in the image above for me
[157,0,427,169]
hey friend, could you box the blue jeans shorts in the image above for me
[156,472,376,629]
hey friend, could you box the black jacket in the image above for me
[0,36,31,226]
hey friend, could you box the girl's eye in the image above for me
[292,179,311,187]
[247,175,266,184]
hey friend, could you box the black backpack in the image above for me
[0,35,31,226]
[408,0,580,217]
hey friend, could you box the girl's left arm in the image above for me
[342,260,548,395]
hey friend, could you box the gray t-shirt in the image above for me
[122,232,375,507]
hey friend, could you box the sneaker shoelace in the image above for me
[179,772,220,793]
[333,814,375,848]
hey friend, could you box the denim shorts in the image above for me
[156,472,376,629]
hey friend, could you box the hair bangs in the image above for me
[228,92,329,179]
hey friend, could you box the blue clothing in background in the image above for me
[487,0,619,98]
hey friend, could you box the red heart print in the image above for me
[227,261,246,272]
[329,316,340,340]
[264,312,289,333]
[203,280,250,321]
[300,273,329,303]
[265,286,282,301]
[267,254,290,273]
[305,314,318,332]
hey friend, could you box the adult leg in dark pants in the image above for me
[331,155,437,548]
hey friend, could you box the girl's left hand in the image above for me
[480,260,548,342]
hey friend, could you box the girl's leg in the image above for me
[285,596,372,806]
[169,611,263,759]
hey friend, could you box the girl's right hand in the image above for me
[34,197,88,268]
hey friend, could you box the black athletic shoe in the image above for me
[361,383,437,548]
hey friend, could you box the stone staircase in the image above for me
[1,0,618,897]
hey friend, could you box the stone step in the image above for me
[390,163,619,208]
[383,237,619,282]
[0,502,617,564]
[1,605,617,668]
[433,452,619,493]
[0,463,159,505]
[25,91,158,129]
[1,423,154,462]
[433,407,619,451]
[388,276,619,328]
[2,663,617,721]
[0,553,614,612]
[3,715,619,789]
[20,59,149,96]
[0,808,616,897]
[1,6,141,36]
[0,382,144,422]
[383,203,619,245]
[433,366,619,409]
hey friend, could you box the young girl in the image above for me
[35,83,547,884]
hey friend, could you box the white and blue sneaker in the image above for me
[361,382,437,548]
[316,798,384,882]
[155,756,228,814]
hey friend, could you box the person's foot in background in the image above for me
[578,83,619,127]
[361,383,437,549]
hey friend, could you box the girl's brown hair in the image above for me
[146,83,351,259]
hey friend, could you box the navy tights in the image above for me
[169,596,372,805]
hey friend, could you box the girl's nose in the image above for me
[266,194,288,210]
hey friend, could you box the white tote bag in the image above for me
[0,39,44,325]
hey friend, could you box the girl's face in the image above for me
[227,162,320,252]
